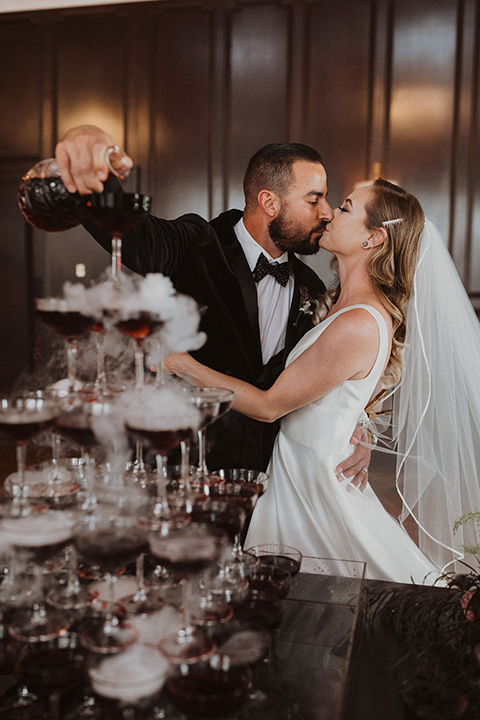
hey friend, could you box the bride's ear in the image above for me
[368,227,388,247]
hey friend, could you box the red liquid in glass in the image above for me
[75,528,148,572]
[116,313,164,343]
[54,414,97,449]
[256,554,301,577]
[17,176,88,232]
[86,191,150,237]
[16,646,86,694]
[0,414,55,443]
[191,504,243,544]
[166,666,250,716]
[126,425,192,455]
[37,309,95,341]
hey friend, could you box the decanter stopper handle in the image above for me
[105,145,132,181]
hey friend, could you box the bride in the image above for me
[167,178,480,584]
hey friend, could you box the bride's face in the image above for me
[320,185,373,256]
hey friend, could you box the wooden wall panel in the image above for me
[304,0,372,206]
[388,0,458,238]
[0,18,41,158]
[227,2,291,210]
[151,5,212,219]
[2,0,480,388]
[43,9,128,296]
[0,163,34,391]
[55,10,127,143]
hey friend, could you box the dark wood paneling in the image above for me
[0,18,41,158]
[388,0,458,238]
[0,162,34,391]
[151,5,213,219]
[42,9,128,296]
[56,10,127,143]
[2,0,480,387]
[304,0,372,205]
[227,2,291,209]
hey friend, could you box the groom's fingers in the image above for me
[336,442,371,493]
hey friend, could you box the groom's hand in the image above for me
[335,425,372,492]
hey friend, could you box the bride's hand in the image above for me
[165,352,201,385]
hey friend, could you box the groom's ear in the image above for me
[368,227,388,247]
[258,189,280,217]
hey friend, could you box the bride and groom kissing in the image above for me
[56,125,480,583]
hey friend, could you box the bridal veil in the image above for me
[386,219,480,573]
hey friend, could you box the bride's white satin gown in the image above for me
[245,305,439,584]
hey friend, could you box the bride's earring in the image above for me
[362,241,369,248]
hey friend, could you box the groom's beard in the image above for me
[268,208,325,255]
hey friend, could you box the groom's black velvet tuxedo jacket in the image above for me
[84,207,325,471]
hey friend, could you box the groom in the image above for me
[56,126,371,481]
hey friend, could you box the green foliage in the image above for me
[453,511,480,534]
[453,511,480,555]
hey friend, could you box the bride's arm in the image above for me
[166,309,381,423]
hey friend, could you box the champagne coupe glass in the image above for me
[210,469,269,567]
[88,644,169,720]
[12,631,86,720]
[80,317,124,400]
[115,310,165,391]
[4,511,75,642]
[16,390,81,506]
[148,522,227,664]
[191,496,249,609]
[86,190,151,289]
[36,297,95,395]
[54,397,125,510]
[46,542,96,619]
[123,387,200,520]
[115,311,166,481]
[73,508,148,653]
[0,395,59,513]
[183,387,234,487]
[165,652,251,718]
[244,543,302,578]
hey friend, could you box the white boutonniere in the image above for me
[293,286,321,326]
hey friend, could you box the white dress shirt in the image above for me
[234,218,294,364]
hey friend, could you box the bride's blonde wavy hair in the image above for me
[315,178,425,385]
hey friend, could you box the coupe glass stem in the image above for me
[155,343,166,387]
[103,572,119,636]
[153,461,170,519]
[66,339,78,393]
[134,342,145,390]
[111,236,122,288]
[196,428,208,475]
[133,553,148,602]
[131,439,146,474]
[81,451,97,512]
[180,440,192,492]
[94,331,108,390]
[15,441,27,506]
[30,565,48,627]
[181,578,195,639]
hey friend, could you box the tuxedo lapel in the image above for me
[283,253,326,360]
[222,241,261,351]
[209,211,263,372]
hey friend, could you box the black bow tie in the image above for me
[252,253,292,287]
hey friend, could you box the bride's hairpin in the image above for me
[382,218,403,227]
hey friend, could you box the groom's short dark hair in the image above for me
[243,143,325,206]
